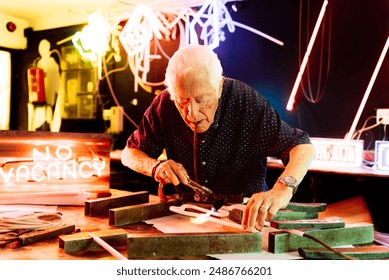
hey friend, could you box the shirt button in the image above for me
[201,161,206,165]
[205,180,209,183]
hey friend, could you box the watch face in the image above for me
[284,176,297,185]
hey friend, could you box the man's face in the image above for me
[174,81,221,133]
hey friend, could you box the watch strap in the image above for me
[277,176,298,195]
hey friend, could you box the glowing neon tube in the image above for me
[286,0,328,111]
[345,36,389,141]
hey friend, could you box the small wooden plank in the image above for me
[85,190,149,216]
[59,229,127,254]
[19,224,76,245]
[268,223,374,254]
[270,217,345,229]
[109,199,181,226]
[127,232,262,258]
[284,202,327,212]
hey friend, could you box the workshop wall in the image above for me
[8,0,389,150]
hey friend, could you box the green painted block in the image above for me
[229,209,318,224]
[85,190,150,217]
[127,232,262,258]
[59,229,128,254]
[273,211,318,221]
[109,199,181,226]
[268,223,374,254]
[298,245,389,260]
[271,217,345,229]
[284,202,327,212]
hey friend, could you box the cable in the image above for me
[300,232,358,260]
[0,212,64,233]
[352,115,384,140]
[298,0,331,105]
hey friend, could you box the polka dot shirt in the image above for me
[127,78,311,197]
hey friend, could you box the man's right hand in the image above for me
[153,159,189,186]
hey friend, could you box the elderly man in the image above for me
[121,45,315,231]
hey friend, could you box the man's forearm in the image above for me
[121,147,158,177]
[279,143,316,184]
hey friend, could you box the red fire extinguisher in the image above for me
[27,67,46,104]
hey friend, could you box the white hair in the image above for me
[165,45,223,100]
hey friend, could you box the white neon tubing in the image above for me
[345,35,389,141]
[286,0,328,111]
[189,0,214,46]
[232,21,284,46]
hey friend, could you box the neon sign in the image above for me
[0,131,110,195]
[1,145,106,183]
[310,137,364,168]
[375,141,389,171]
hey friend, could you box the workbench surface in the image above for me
[0,194,375,260]
[0,204,297,260]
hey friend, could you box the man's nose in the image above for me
[187,100,200,121]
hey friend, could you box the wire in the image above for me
[0,212,64,233]
[301,232,358,260]
[298,0,331,105]
[353,115,384,140]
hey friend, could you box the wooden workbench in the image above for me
[0,192,376,260]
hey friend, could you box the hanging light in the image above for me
[72,10,111,63]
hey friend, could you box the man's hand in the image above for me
[241,184,293,231]
[153,159,190,186]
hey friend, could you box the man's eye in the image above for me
[196,97,207,105]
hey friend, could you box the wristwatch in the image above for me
[277,176,299,195]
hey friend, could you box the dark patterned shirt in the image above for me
[127,78,311,197]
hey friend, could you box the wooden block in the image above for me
[298,245,389,260]
[85,190,149,216]
[59,229,127,254]
[127,232,262,258]
[109,199,181,226]
[268,223,374,254]
[270,217,345,229]
[284,202,327,212]
[19,224,75,245]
